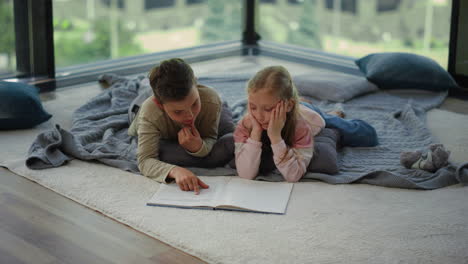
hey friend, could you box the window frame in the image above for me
[4,0,467,95]
[448,0,468,93]
[12,0,55,90]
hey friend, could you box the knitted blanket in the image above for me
[26,74,468,189]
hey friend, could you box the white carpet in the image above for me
[1,59,468,263]
[427,108,468,166]
[2,158,468,264]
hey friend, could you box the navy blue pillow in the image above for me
[0,81,52,130]
[355,52,458,91]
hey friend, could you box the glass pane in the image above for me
[52,0,242,68]
[0,0,16,76]
[259,0,452,68]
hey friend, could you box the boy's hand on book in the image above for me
[168,167,209,195]
[178,125,203,153]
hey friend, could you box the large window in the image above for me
[2,0,462,89]
[259,0,452,68]
[0,0,15,76]
[52,0,242,68]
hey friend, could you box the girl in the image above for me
[234,66,378,182]
[129,58,233,194]
[234,66,326,182]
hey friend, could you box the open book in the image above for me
[147,176,294,214]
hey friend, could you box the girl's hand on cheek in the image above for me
[247,106,262,142]
[268,100,287,144]
[249,114,263,142]
[243,114,253,131]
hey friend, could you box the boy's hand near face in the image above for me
[168,166,209,195]
[268,101,287,144]
[178,124,203,153]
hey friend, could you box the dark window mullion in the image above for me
[448,0,468,94]
[448,0,459,77]
[13,0,30,77]
[242,0,260,46]
[13,0,55,89]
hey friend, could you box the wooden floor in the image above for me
[0,168,205,264]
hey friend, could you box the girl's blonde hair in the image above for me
[247,66,300,147]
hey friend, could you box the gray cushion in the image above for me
[218,101,235,137]
[355,52,458,91]
[0,81,52,130]
[159,133,234,168]
[307,128,339,175]
[144,102,235,168]
[293,72,378,102]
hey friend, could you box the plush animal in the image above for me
[400,144,451,172]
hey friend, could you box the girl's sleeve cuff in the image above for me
[271,139,286,152]
[246,138,262,147]
[271,140,288,163]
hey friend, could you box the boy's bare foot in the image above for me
[299,96,313,104]
[327,110,346,118]
[300,98,345,118]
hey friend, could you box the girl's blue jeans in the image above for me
[301,102,378,147]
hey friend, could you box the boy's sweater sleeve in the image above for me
[233,118,262,180]
[137,115,176,183]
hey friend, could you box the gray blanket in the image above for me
[26,74,468,189]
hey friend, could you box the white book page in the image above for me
[222,178,294,214]
[147,177,229,208]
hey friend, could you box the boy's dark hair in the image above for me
[148,58,196,103]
